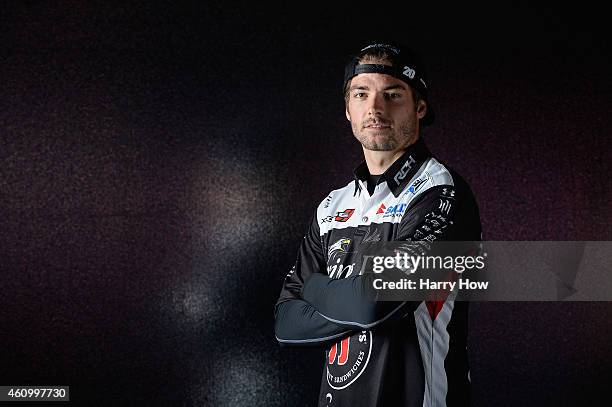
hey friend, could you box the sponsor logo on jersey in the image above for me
[327,238,356,278]
[326,331,373,389]
[320,215,333,224]
[408,177,427,194]
[320,209,356,225]
[327,258,356,279]
[382,203,407,218]
[323,194,333,208]
[362,227,382,243]
[376,203,386,214]
[442,187,456,197]
[334,209,355,222]
[393,156,416,184]
[328,238,351,260]
[438,198,452,214]
[328,337,350,365]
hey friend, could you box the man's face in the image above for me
[345,72,426,152]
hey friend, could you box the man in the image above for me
[274,42,482,406]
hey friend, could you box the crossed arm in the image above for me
[274,185,471,347]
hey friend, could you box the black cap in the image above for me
[343,42,434,126]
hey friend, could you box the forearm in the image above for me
[274,298,353,347]
[301,271,419,328]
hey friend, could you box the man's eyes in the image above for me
[351,92,403,99]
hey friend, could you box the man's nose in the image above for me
[366,93,386,116]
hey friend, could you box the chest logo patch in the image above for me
[326,331,373,390]
[327,238,356,278]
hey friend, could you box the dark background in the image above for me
[1,2,610,406]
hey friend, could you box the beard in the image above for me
[352,116,419,151]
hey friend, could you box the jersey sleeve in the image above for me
[274,299,352,347]
[396,184,481,242]
[301,184,481,328]
[274,213,355,347]
[275,213,325,304]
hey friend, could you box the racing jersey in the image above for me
[274,138,482,406]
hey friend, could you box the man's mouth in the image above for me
[364,122,391,129]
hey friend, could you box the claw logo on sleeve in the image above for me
[326,331,372,389]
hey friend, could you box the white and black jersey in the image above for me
[275,139,482,407]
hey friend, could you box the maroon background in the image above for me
[1,2,610,406]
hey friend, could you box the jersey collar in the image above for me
[353,138,431,198]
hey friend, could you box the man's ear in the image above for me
[416,100,427,120]
[345,107,351,122]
